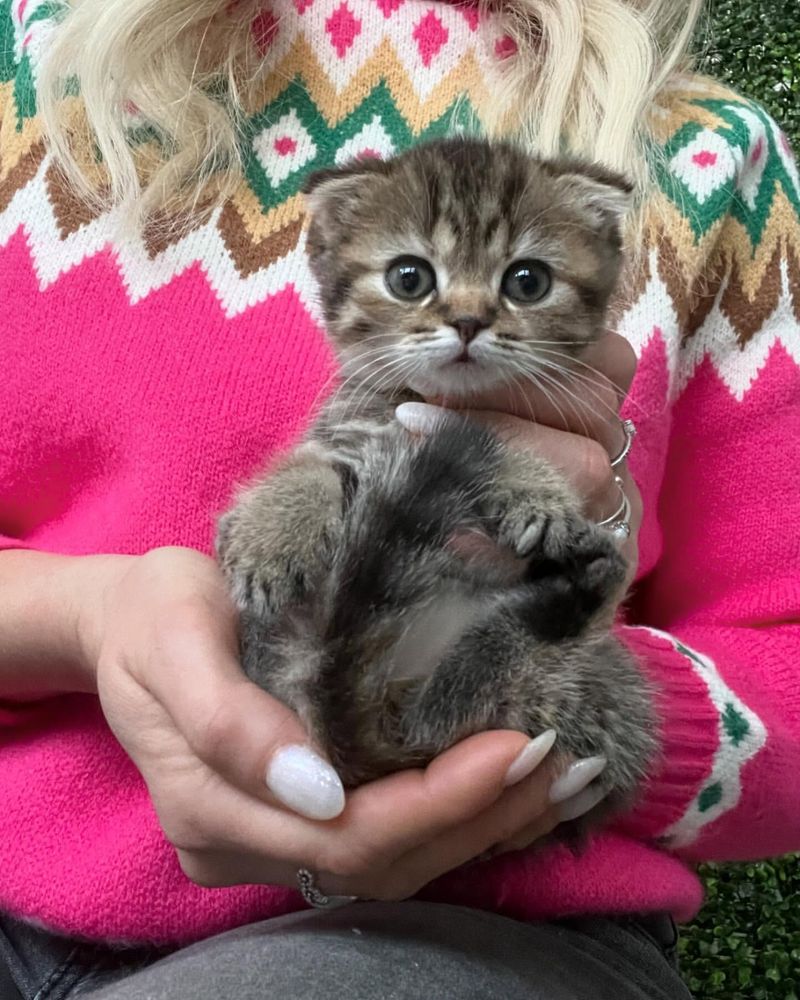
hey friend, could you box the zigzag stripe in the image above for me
[0,154,323,323]
[248,36,488,131]
[0,79,43,180]
[678,255,800,399]
[619,236,800,400]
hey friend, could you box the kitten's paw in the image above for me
[216,512,317,621]
[523,515,627,638]
[226,558,307,620]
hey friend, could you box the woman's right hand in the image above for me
[81,545,570,900]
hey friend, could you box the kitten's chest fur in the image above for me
[308,388,419,465]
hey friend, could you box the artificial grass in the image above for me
[675,6,800,998]
[680,858,800,999]
[697,0,800,142]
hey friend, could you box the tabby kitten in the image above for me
[216,138,656,830]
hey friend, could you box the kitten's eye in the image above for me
[501,260,552,304]
[385,257,436,301]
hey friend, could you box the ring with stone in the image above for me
[610,418,636,468]
[297,868,358,909]
[596,475,631,541]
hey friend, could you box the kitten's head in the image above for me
[303,138,631,399]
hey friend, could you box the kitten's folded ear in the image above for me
[302,157,391,230]
[545,160,634,238]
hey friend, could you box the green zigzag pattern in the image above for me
[241,78,474,214]
[656,96,800,247]
[2,0,797,250]
[1,0,15,85]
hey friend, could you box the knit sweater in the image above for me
[1,0,799,947]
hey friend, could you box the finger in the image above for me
[168,728,555,888]
[332,728,551,866]
[424,333,637,453]
[398,404,616,516]
[581,332,637,400]
[141,594,346,821]
[611,462,643,580]
[327,756,563,900]
[491,808,566,856]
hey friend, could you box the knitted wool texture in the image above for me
[1,0,799,946]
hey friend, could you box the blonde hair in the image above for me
[37,0,704,220]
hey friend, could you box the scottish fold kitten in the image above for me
[216,138,656,831]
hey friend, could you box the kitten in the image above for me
[216,137,656,830]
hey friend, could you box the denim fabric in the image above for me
[1,905,690,1000]
[0,914,167,1000]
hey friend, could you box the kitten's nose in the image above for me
[450,316,487,344]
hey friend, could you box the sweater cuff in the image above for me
[611,625,721,842]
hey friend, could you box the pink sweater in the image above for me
[1,0,799,946]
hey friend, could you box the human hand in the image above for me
[79,546,587,899]
[399,332,643,581]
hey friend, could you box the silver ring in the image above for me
[297,868,358,909]
[596,475,631,541]
[610,418,636,468]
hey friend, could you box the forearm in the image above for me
[0,550,131,697]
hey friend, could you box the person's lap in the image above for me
[0,903,693,1000]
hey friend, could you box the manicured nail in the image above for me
[394,401,452,434]
[548,756,607,804]
[557,784,607,822]
[503,730,557,787]
[266,745,345,820]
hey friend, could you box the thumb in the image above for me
[148,599,345,822]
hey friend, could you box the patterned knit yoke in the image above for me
[1,0,800,948]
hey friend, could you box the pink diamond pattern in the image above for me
[375,0,405,18]
[251,8,279,55]
[494,34,517,60]
[460,4,479,31]
[326,3,362,58]
[274,137,298,156]
[293,0,314,12]
[692,150,718,168]
[412,11,448,68]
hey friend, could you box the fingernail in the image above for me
[394,401,452,434]
[548,756,607,804]
[557,784,607,822]
[266,745,345,821]
[503,730,557,787]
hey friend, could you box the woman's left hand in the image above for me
[413,331,642,584]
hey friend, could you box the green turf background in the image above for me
[698,0,799,141]
[676,6,799,997]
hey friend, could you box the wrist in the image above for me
[0,550,134,697]
[69,554,136,692]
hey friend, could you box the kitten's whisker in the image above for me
[522,366,603,438]
[532,356,629,426]
[533,374,591,437]
[505,369,539,424]
[511,363,574,433]
[333,357,405,420]
[532,357,622,422]
[332,350,405,402]
[532,347,644,414]
[511,359,592,436]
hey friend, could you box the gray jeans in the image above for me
[0,903,693,1000]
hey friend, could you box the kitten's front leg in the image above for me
[216,442,347,623]
[488,450,627,639]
